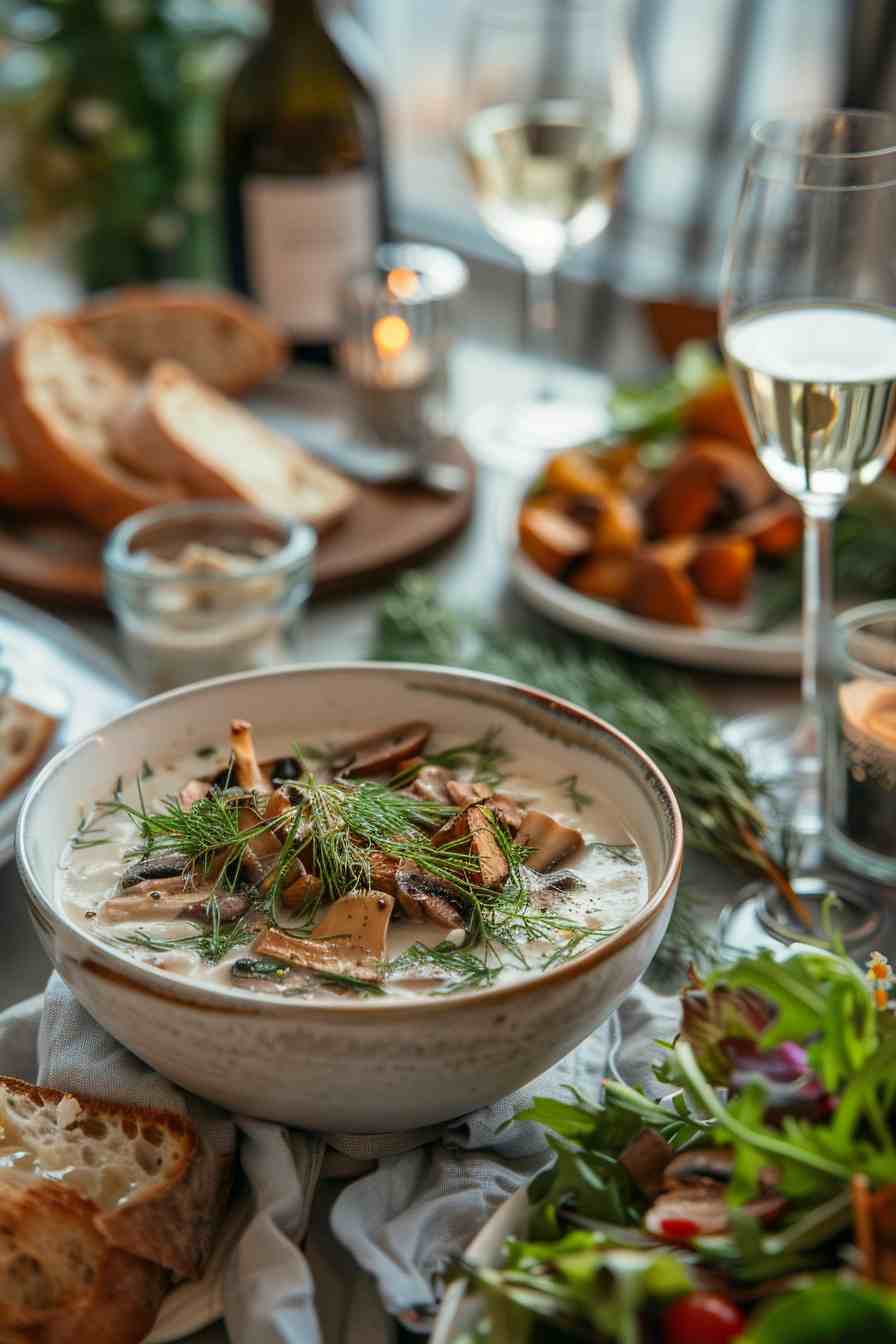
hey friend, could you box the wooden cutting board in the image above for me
[0,440,474,608]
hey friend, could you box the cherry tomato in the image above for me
[662,1291,746,1344]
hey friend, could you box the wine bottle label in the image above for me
[243,172,376,339]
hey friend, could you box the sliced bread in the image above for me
[1,319,183,532]
[0,1076,232,1283]
[0,1174,168,1344]
[74,286,286,396]
[0,418,60,513]
[112,360,357,533]
[0,698,58,802]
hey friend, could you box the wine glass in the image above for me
[719,110,896,946]
[459,0,640,471]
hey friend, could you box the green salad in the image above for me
[453,944,896,1343]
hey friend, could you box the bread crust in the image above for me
[2,320,182,532]
[0,701,58,802]
[74,285,287,396]
[0,1177,168,1344]
[0,1077,232,1282]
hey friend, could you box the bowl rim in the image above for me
[16,661,683,1018]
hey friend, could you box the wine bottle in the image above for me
[222,0,387,365]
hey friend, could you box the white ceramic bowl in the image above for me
[16,664,682,1134]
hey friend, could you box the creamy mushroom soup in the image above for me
[56,718,648,1001]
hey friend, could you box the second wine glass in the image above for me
[719,110,896,946]
[459,0,640,471]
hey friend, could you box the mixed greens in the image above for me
[452,943,896,1343]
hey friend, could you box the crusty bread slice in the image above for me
[0,699,58,802]
[2,320,183,531]
[0,1077,231,1282]
[0,418,60,513]
[74,286,286,396]
[112,360,357,534]
[0,1174,168,1343]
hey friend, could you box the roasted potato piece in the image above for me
[681,374,753,451]
[646,537,700,569]
[685,439,776,517]
[591,439,640,481]
[592,493,643,556]
[647,452,722,537]
[544,449,613,499]
[628,555,702,627]
[569,554,636,604]
[518,504,591,576]
[690,537,755,605]
[737,500,803,558]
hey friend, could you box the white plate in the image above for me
[0,594,135,864]
[511,549,802,676]
[147,1195,252,1343]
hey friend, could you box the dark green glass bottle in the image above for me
[222,0,387,365]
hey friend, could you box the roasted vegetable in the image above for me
[628,555,702,628]
[518,504,591,576]
[690,537,755,605]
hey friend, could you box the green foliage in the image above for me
[0,0,260,286]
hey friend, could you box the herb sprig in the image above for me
[373,575,798,925]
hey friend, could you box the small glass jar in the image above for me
[826,600,896,883]
[104,502,316,693]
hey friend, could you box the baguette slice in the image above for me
[0,698,58,802]
[112,360,357,533]
[0,1174,168,1343]
[74,286,286,396]
[0,418,60,513]
[0,1077,231,1282]
[2,320,183,531]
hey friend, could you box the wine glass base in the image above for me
[463,397,612,473]
[721,706,822,836]
[719,869,884,956]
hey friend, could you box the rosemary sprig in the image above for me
[372,575,797,928]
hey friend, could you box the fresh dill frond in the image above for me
[388,940,502,993]
[70,807,111,849]
[389,727,510,790]
[118,909,253,964]
[101,786,286,888]
[556,774,594,813]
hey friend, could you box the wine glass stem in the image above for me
[799,502,837,820]
[524,261,559,401]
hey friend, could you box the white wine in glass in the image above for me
[463,99,630,271]
[726,301,896,501]
[460,1,639,471]
[719,111,896,947]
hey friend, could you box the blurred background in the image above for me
[1,0,892,375]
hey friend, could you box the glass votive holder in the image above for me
[104,502,316,694]
[339,245,468,446]
[375,243,469,435]
[826,600,896,883]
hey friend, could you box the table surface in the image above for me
[0,260,799,1344]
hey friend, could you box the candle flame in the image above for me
[386,266,419,300]
[372,314,411,359]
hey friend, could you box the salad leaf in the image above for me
[740,1278,896,1343]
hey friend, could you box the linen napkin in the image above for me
[0,974,677,1344]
